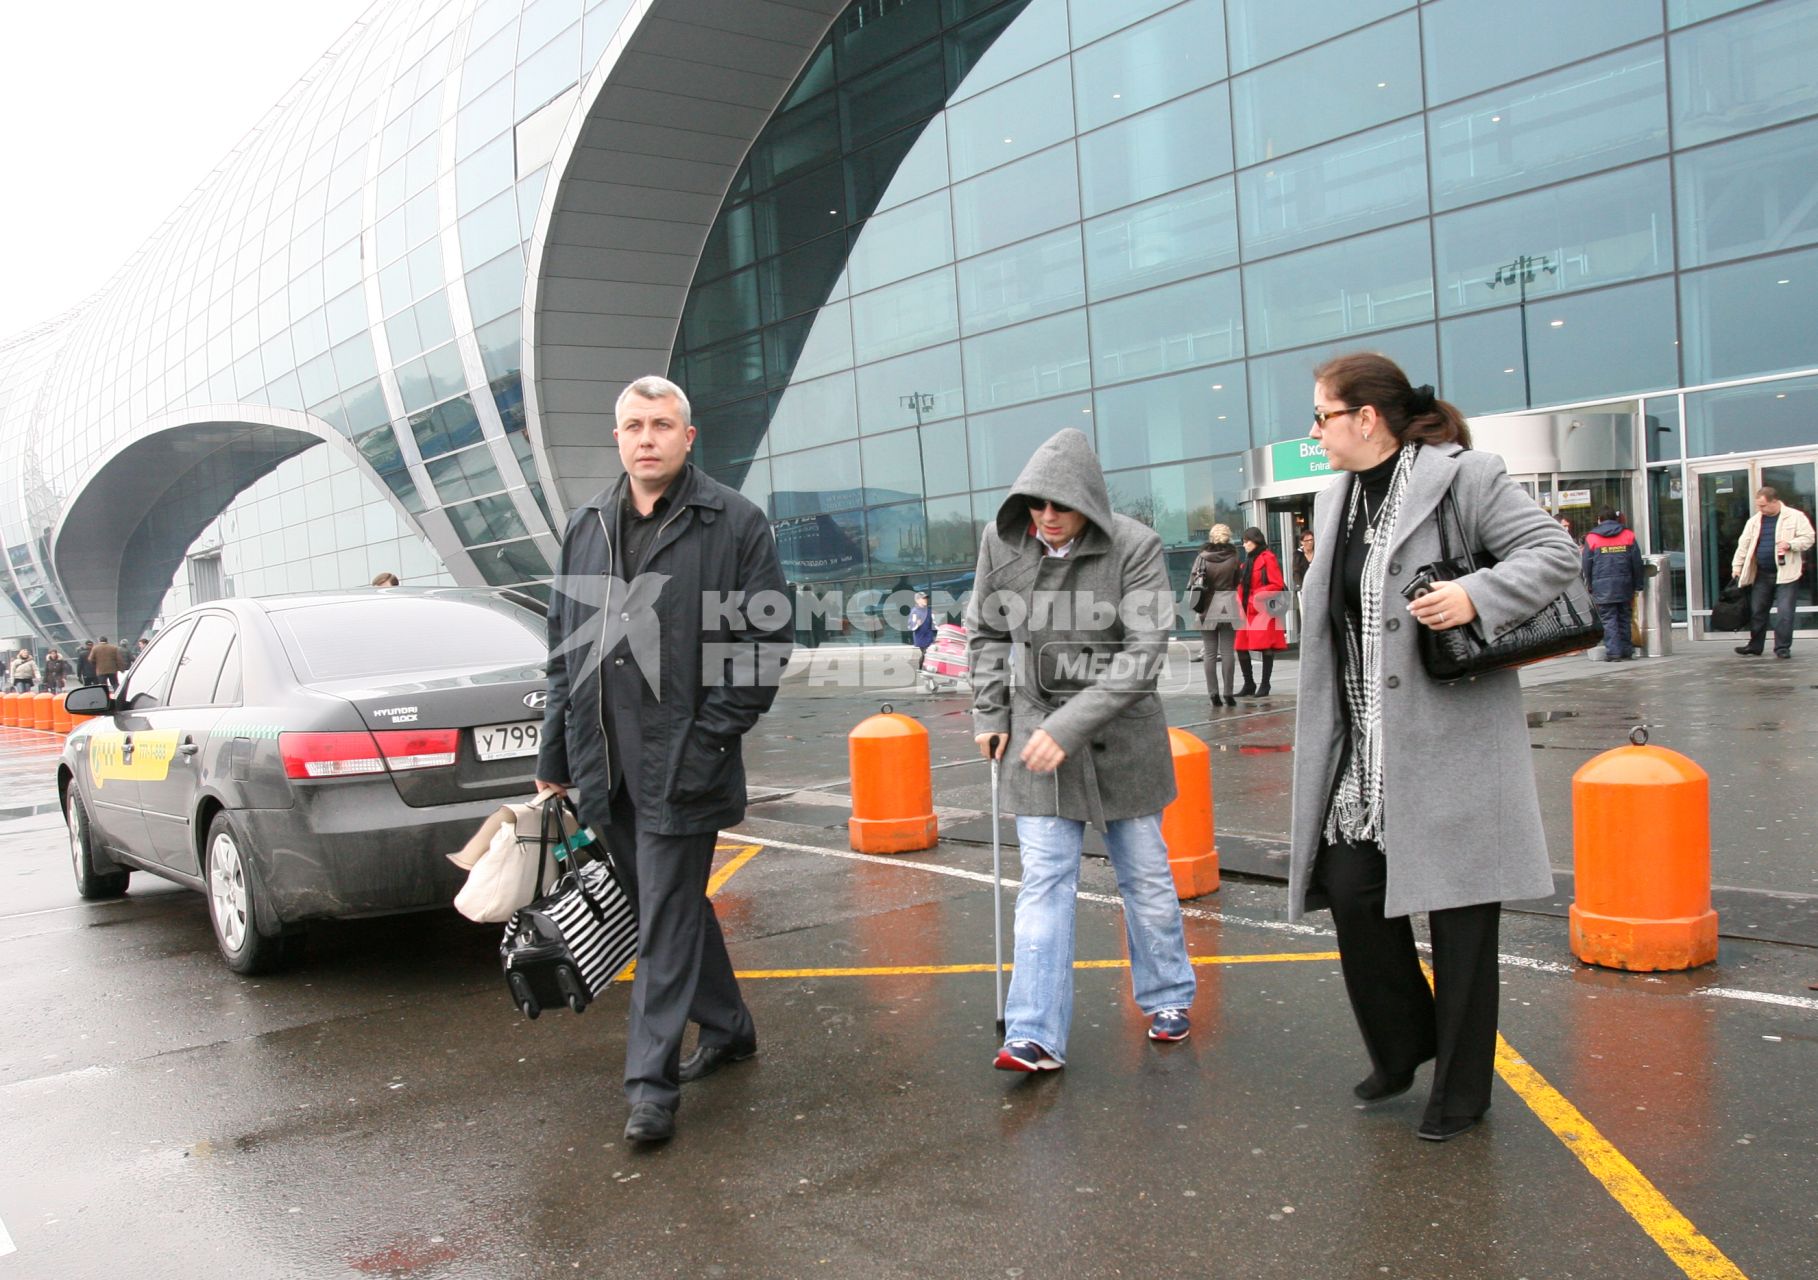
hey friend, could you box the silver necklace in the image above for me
[1352,484,1391,544]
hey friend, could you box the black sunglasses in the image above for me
[1028,498,1075,515]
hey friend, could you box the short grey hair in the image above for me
[616,375,692,424]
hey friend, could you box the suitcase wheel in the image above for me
[557,964,589,1014]
[509,971,541,1020]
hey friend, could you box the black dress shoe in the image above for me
[1236,684,1258,698]
[1353,1069,1417,1103]
[678,1039,758,1083]
[1735,645,1762,655]
[624,1102,676,1143]
[1417,1114,1482,1142]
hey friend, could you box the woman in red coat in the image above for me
[1236,526,1287,697]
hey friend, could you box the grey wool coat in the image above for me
[966,428,1176,827]
[1288,442,1580,921]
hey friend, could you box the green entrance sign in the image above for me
[1271,438,1332,483]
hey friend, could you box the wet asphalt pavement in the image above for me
[1,644,1815,1278]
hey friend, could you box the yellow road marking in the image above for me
[707,844,763,897]
[734,951,1340,980]
[1494,1035,1748,1280]
[618,844,763,983]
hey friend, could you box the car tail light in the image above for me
[280,731,385,779]
[372,729,459,771]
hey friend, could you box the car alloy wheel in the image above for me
[208,829,251,955]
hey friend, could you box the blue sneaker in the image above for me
[1148,1008,1191,1042]
[994,1039,1063,1072]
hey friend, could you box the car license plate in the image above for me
[474,721,540,761]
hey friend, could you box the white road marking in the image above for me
[1702,987,1818,1012]
[728,830,1806,1009]
[0,1211,15,1256]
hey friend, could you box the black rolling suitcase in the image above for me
[499,803,638,1019]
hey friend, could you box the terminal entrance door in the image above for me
[1689,457,1818,639]
[1267,496,1316,644]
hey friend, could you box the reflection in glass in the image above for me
[1242,221,1434,354]
[963,310,1091,411]
[767,372,858,455]
[1238,119,1426,261]
[1433,161,1673,315]
[1680,245,1818,384]
[1438,307,1527,418]
[951,142,1080,257]
[1645,465,1688,622]
[855,342,965,433]
[1674,117,1818,268]
[1094,364,1249,469]
[957,228,1085,335]
[1089,270,1243,385]
[1085,179,1237,300]
[1070,0,1225,134]
[1669,0,1818,147]
[846,193,954,294]
[967,394,1094,491]
[1106,458,1222,550]
[1686,374,1818,458]
[1423,0,1660,106]
[1522,277,1679,406]
[1249,325,1438,445]
[945,59,1074,182]
[1077,86,1232,218]
[1428,46,1668,212]
[1227,0,1410,73]
[852,268,960,365]
[1644,394,1682,464]
[1231,13,1422,168]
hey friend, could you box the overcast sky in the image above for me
[0,0,377,341]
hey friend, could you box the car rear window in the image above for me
[274,598,545,683]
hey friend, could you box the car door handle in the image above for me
[178,741,200,758]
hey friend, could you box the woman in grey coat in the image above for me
[1190,524,1244,707]
[1289,353,1577,1142]
[967,428,1196,1071]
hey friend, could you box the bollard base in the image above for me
[1569,905,1719,971]
[848,813,939,854]
[1168,849,1220,900]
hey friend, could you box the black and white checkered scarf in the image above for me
[1325,444,1420,846]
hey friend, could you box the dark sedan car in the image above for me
[58,588,550,973]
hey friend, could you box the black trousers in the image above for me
[1314,836,1501,1123]
[594,785,753,1111]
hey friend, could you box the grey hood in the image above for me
[995,428,1115,549]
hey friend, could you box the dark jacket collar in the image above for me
[580,462,725,516]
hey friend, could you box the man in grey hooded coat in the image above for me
[967,428,1196,1072]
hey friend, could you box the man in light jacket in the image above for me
[1730,485,1815,659]
[967,428,1195,1072]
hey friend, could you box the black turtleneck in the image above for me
[1340,448,1404,621]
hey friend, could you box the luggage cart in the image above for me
[920,622,970,692]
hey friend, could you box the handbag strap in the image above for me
[1436,487,1478,573]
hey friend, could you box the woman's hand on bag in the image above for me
[1407,581,1477,631]
[534,779,570,800]
[1020,728,1067,773]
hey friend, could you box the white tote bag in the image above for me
[449,794,583,923]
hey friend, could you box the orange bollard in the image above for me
[1570,731,1717,971]
[52,695,73,734]
[1160,727,1220,898]
[0,690,17,727]
[848,708,939,853]
[31,692,55,731]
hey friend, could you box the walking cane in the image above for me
[989,734,1006,1034]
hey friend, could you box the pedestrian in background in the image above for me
[1289,352,1577,1142]
[371,571,400,586]
[9,649,37,693]
[40,649,70,694]
[75,640,96,687]
[1235,526,1286,697]
[1582,507,1643,661]
[908,591,934,668]
[91,637,125,692]
[968,427,1195,1072]
[1730,485,1814,660]
[535,374,789,1146]
[1191,524,1243,707]
[1293,530,1316,589]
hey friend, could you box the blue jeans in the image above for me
[1748,576,1798,656]
[1005,813,1197,1059]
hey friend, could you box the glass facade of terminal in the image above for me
[3,0,1817,655]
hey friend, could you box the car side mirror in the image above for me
[65,685,114,717]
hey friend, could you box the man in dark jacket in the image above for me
[535,375,790,1145]
[1581,508,1643,660]
[968,428,1195,1073]
[75,641,96,687]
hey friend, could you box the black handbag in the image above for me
[1709,583,1749,632]
[499,800,638,1018]
[1405,490,1601,682]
